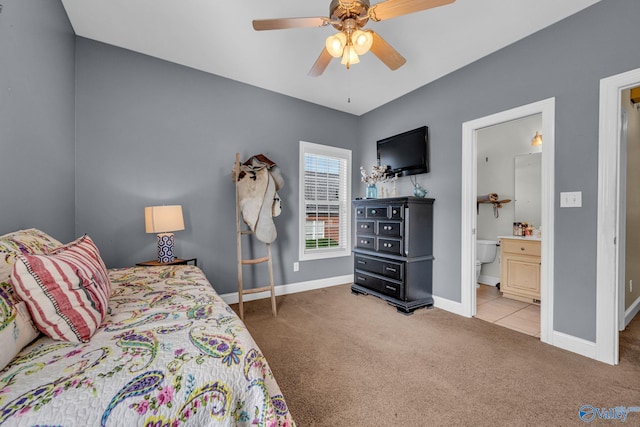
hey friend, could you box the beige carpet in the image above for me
[234,284,640,426]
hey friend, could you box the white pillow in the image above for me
[0,285,39,371]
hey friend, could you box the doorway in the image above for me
[474,114,542,337]
[461,98,555,345]
[596,67,640,365]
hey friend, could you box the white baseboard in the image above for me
[219,274,353,305]
[478,275,500,287]
[624,295,640,329]
[551,330,596,360]
[433,295,468,317]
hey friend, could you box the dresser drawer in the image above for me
[356,220,375,234]
[354,255,403,281]
[366,206,387,218]
[353,271,402,299]
[355,206,366,218]
[378,221,401,237]
[378,238,402,256]
[355,236,375,250]
[354,271,383,293]
[379,279,402,299]
[389,205,403,220]
[501,239,540,257]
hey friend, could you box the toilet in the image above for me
[476,240,498,286]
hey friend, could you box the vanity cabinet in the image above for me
[352,197,434,314]
[499,237,541,303]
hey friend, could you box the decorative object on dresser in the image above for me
[352,196,434,314]
[499,237,541,303]
[144,204,185,263]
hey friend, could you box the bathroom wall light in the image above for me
[531,131,542,147]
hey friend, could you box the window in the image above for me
[299,141,352,261]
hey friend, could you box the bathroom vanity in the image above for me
[499,236,541,303]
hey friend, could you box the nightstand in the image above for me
[136,258,197,267]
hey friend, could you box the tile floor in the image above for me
[475,284,540,337]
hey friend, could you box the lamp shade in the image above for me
[352,30,373,55]
[341,45,360,66]
[326,32,347,58]
[145,205,185,234]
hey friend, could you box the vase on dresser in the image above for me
[366,184,378,199]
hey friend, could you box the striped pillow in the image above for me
[11,235,111,343]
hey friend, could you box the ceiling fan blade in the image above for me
[369,0,455,21]
[369,31,406,70]
[252,17,329,31]
[308,48,333,77]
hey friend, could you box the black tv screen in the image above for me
[377,126,429,177]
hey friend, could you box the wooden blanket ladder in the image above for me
[234,153,277,320]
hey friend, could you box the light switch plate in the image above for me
[560,191,582,207]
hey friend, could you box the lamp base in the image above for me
[157,233,175,263]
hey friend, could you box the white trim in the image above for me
[433,295,468,317]
[552,331,596,360]
[597,67,640,365]
[219,274,353,305]
[478,275,500,287]
[624,296,640,329]
[461,98,555,345]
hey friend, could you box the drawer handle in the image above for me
[385,285,395,291]
[357,260,366,265]
[357,276,367,281]
[385,267,397,272]
[384,243,393,248]
[521,247,525,251]
[360,240,369,244]
[371,209,377,214]
[384,226,392,231]
[361,224,369,229]
[392,210,398,215]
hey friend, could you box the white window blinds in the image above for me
[299,141,351,261]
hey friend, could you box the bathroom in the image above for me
[475,113,542,337]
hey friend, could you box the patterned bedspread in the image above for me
[0,265,294,426]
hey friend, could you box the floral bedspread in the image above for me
[0,265,294,426]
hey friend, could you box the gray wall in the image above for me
[74,38,358,294]
[358,0,640,341]
[5,0,640,343]
[0,0,75,241]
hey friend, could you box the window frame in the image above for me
[298,141,352,261]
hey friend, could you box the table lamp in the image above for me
[145,205,185,263]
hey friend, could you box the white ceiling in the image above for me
[60,0,601,116]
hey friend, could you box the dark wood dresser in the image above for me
[352,196,434,314]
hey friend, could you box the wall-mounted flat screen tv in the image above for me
[376,126,429,177]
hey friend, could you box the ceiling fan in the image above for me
[252,0,456,77]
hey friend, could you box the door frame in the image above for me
[596,67,640,365]
[461,98,555,345]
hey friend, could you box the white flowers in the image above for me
[360,165,397,185]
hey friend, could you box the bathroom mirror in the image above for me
[514,153,541,227]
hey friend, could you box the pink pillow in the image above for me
[11,235,111,343]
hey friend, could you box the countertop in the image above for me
[498,235,541,241]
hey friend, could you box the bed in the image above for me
[0,229,294,426]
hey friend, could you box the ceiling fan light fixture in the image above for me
[341,45,360,67]
[352,29,373,55]
[325,32,347,58]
